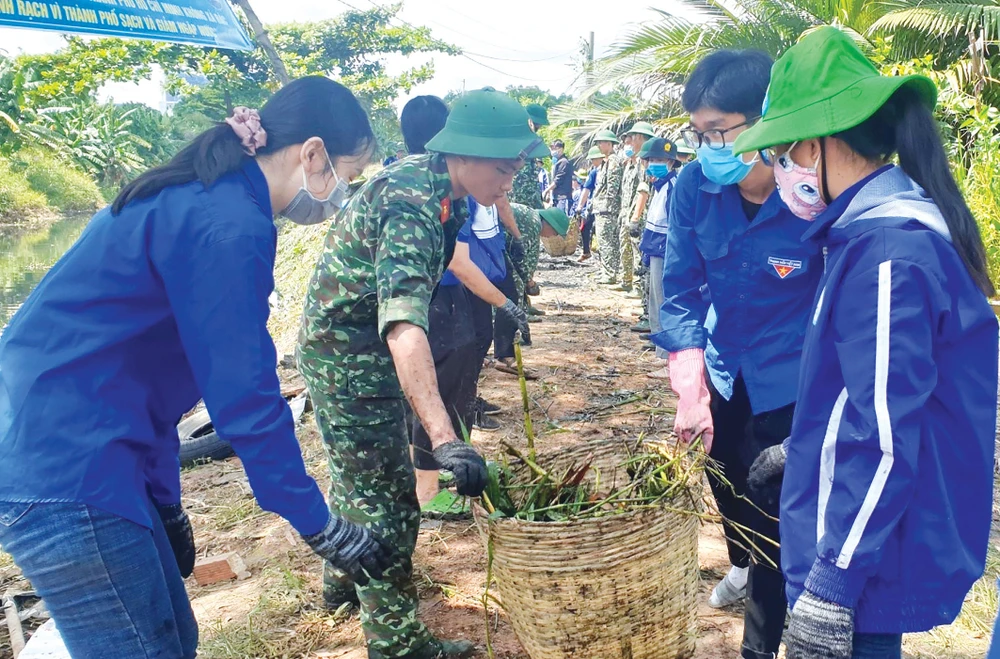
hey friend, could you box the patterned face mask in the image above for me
[774,142,828,220]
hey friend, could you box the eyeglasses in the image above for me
[680,118,759,151]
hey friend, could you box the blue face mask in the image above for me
[697,145,757,186]
[624,145,635,158]
[646,163,669,179]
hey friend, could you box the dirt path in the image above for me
[1,250,993,658]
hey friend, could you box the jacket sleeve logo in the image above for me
[768,256,803,279]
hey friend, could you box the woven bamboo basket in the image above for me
[474,438,700,659]
[540,218,581,257]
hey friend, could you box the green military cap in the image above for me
[638,137,678,160]
[426,89,551,160]
[538,207,570,236]
[734,27,936,154]
[525,103,550,126]
[626,121,657,138]
[593,129,620,144]
[587,145,605,160]
[676,144,697,156]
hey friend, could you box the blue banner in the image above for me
[0,0,254,50]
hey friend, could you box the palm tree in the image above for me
[556,0,1000,135]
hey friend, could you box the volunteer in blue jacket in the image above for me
[0,77,389,658]
[735,27,998,659]
[650,50,823,659]
[635,137,679,379]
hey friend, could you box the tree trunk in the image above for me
[229,0,291,87]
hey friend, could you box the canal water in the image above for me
[0,215,89,331]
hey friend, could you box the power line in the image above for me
[351,0,573,84]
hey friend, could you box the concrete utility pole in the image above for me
[230,0,291,87]
[586,31,595,87]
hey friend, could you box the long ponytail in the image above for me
[836,86,995,297]
[112,76,374,215]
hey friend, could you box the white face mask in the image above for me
[280,154,349,225]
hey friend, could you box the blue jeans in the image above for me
[852,633,902,659]
[0,499,197,658]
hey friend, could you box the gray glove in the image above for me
[628,221,642,238]
[785,591,854,658]
[302,514,393,586]
[747,442,787,508]
[156,503,195,579]
[498,298,529,336]
[433,440,487,497]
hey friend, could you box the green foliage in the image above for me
[12,150,104,213]
[0,158,49,222]
[26,102,152,188]
[166,4,457,158]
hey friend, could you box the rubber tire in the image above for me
[178,393,309,467]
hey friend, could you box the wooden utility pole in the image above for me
[229,0,291,87]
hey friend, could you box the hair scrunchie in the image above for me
[224,107,267,156]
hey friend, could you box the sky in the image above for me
[0,0,696,111]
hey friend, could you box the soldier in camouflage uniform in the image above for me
[618,122,657,296]
[508,104,548,209]
[297,89,549,659]
[591,129,624,284]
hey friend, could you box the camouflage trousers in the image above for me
[595,212,620,282]
[618,218,636,289]
[631,236,647,303]
[312,395,441,659]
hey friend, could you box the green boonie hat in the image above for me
[538,207,570,236]
[525,103,550,126]
[594,129,620,144]
[676,144,696,156]
[638,137,678,160]
[426,89,551,160]
[587,145,605,160]
[626,121,657,138]
[733,27,938,155]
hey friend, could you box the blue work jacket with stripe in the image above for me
[782,165,998,633]
[650,161,822,413]
[0,160,329,536]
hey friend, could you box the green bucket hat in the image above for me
[676,144,697,156]
[538,207,570,236]
[626,121,657,138]
[587,145,605,160]
[525,103,550,127]
[733,27,937,155]
[593,129,620,144]
[426,89,551,160]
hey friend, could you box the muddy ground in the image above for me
[1,250,994,658]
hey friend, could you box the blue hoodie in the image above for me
[783,165,998,633]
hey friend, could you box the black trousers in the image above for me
[708,375,791,659]
[581,212,596,255]
[411,284,478,471]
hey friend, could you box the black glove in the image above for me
[785,591,854,659]
[432,440,488,497]
[157,503,196,579]
[628,221,642,238]
[747,442,787,508]
[302,514,393,587]
[498,298,529,336]
[508,237,526,268]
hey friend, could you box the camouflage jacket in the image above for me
[619,158,643,224]
[297,154,467,408]
[510,159,544,209]
[592,153,625,217]
[508,203,541,299]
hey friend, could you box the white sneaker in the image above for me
[708,565,748,608]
